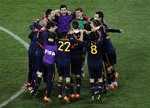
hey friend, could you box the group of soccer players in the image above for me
[24,4,123,103]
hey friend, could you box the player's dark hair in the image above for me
[95,11,104,19]
[71,20,79,29]
[90,17,94,21]
[46,21,57,29]
[60,31,67,38]
[49,32,57,39]
[45,9,52,17]
[84,23,91,31]
[75,8,83,12]
[92,19,100,27]
[60,5,67,9]
[89,31,98,41]
[46,32,57,44]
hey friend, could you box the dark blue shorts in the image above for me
[56,62,71,77]
[43,62,55,82]
[88,62,103,79]
[71,60,82,75]
[103,49,116,66]
[35,48,44,72]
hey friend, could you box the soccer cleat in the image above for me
[91,96,95,101]
[30,90,35,96]
[75,94,80,99]
[44,96,52,102]
[58,94,63,100]
[63,96,70,103]
[113,81,118,87]
[30,89,37,97]
[27,87,33,92]
[108,84,114,90]
[94,90,99,95]
[114,72,119,79]
[70,94,75,99]
[94,85,99,95]
[103,86,108,94]
[24,82,31,88]
[97,95,102,101]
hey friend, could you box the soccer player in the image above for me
[25,18,46,88]
[42,9,56,22]
[94,11,124,33]
[68,20,84,99]
[28,20,47,95]
[90,19,109,93]
[29,20,57,96]
[55,5,73,37]
[74,8,90,29]
[43,32,58,102]
[94,12,120,89]
[24,23,40,88]
[56,31,75,103]
[75,30,103,101]
[74,8,90,77]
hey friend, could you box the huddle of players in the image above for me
[25,4,123,103]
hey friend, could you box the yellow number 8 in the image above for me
[91,45,97,54]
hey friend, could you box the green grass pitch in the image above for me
[0,0,150,108]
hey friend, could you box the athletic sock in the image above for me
[70,77,74,94]
[98,82,103,96]
[111,68,116,82]
[65,83,70,97]
[58,82,63,95]
[32,76,42,92]
[107,73,112,85]
[90,83,95,96]
[76,77,81,94]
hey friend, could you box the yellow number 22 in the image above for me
[58,41,71,52]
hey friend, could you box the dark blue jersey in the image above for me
[98,26,117,65]
[98,26,115,53]
[36,29,49,49]
[100,19,108,32]
[68,33,84,61]
[78,39,103,78]
[28,31,38,54]
[86,41,103,65]
[56,37,74,64]
[99,21,115,52]
[83,32,90,41]
[78,39,103,65]
[56,37,74,77]
[101,19,121,33]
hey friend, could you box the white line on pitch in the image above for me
[0,26,29,108]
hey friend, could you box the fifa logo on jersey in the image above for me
[44,49,56,56]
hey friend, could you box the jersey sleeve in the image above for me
[76,40,89,47]
[83,32,90,41]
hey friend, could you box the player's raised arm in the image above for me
[78,30,83,41]
[107,28,124,33]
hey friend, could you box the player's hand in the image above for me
[69,31,74,34]
[54,9,60,16]
[80,29,83,33]
[48,38,54,42]
[68,11,72,15]
[120,29,124,33]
